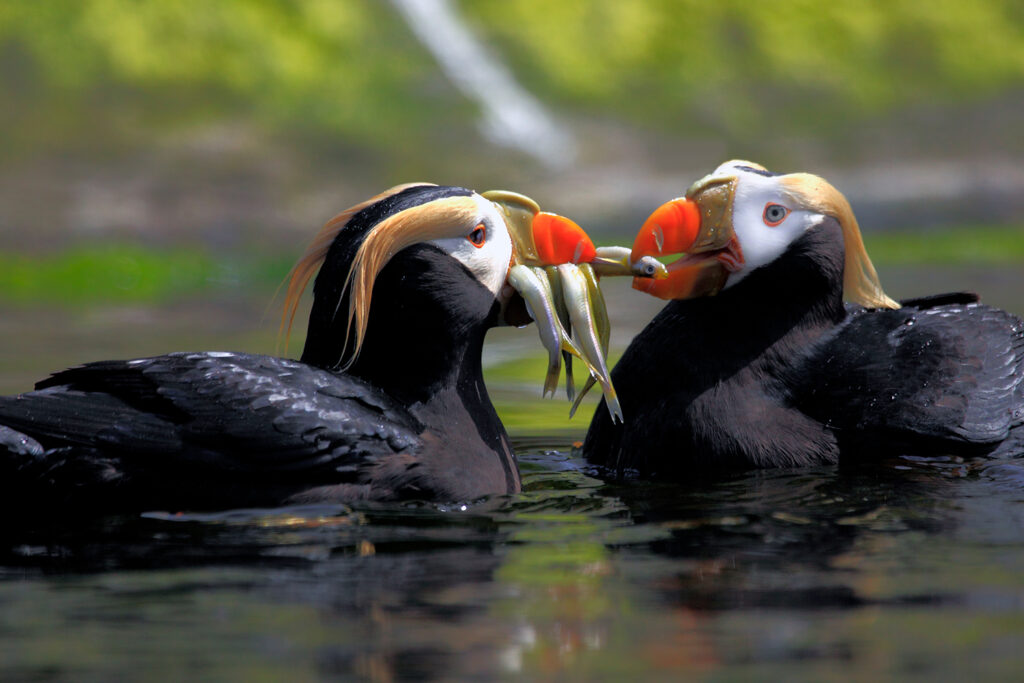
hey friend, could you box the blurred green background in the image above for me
[1,0,1023,423]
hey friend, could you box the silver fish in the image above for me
[542,266,577,401]
[507,265,582,398]
[569,263,613,417]
[591,246,668,279]
[557,263,623,423]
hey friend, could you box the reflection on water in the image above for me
[0,264,1023,679]
[2,444,1024,679]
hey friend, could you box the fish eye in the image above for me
[763,203,790,227]
[467,223,486,248]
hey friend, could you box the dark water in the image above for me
[1,266,1024,680]
[2,444,1024,680]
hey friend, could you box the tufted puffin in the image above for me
[0,183,622,511]
[584,160,1024,477]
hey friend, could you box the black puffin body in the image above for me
[0,184,553,510]
[585,161,1024,476]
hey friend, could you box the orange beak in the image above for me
[531,211,597,265]
[481,190,598,268]
[629,193,744,300]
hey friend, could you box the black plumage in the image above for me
[0,185,523,510]
[585,217,1024,477]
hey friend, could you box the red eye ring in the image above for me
[763,203,790,227]
[467,223,486,248]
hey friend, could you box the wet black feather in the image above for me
[585,218,1024,476]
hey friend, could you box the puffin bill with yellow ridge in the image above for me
[585,160,1024,477]
[0,183,637,511]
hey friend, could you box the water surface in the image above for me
[3,445,1024,680]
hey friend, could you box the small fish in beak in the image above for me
[565,262,619,421]
[484,191,658,423]
[506,264,584,398]
[591,245,668,280]
[541,265,578,401]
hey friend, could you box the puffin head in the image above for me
[630,160,899,309]
[281,183,600,370]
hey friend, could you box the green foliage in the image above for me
[0,0,472,156]
[463,0,1024,134]
[0,245,292,305]
[2,0,1023,154]
[866,225,1024,264]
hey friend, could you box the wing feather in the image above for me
[0,352,423,477]
[794,301,1024,449]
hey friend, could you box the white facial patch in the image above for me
[723,168,824,288]
[428,194,513,297]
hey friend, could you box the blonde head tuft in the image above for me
[279,183,434,355]
[338,196,481,366]
[781,173,899,309]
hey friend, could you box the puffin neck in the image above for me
[725,218,846,330]
[346,305,492,407]
[661,218,848,373]
[303,243,499,406]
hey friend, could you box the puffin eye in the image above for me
[467,223,486,248]
[763,203,790,227]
